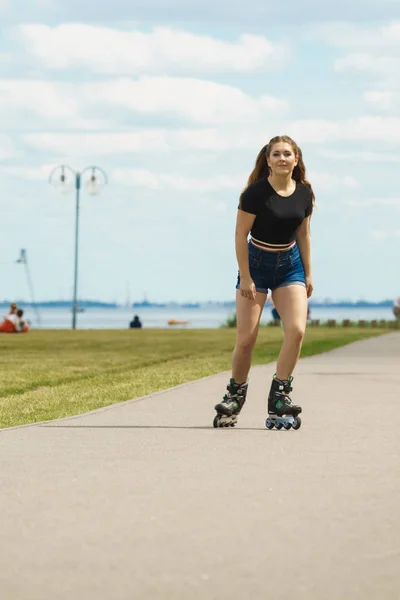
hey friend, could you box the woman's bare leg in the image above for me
[232,289,267,383]
[271,284,308,380]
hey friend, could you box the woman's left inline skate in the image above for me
[213,379,248,428]
[265,375,302,431]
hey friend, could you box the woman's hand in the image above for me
[240,277,257,301]
[305,275,314,298]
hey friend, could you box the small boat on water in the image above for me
[168,318,189,326]
[71,307,86,313]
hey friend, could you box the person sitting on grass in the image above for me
[129,315,142,329]
[0,308,29,333]
[16,309,29,332]
[2,302,18,321]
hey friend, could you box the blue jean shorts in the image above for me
[236,241,306,295]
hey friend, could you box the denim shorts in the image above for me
[236,241,306,295]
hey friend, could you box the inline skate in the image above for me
[213,379,248,428]
[265,375,302,431]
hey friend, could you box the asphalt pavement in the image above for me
[1,333,399,600]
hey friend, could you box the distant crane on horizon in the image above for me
[16,249,42,326]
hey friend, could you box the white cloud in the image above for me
[6,0,398,25]
[371,229,400,239]
[0,164,58,180]
[0,77,287,128]
[320,150,400,163]
[22,130,227,156]
[0,134,18,160]
[364,90,400,111]
[280,115,400,144]
[33,0,55,8]
[312,20,400,126]
[112,168,245,191]
[5,77,400,144]
[21,115,400,159]
[318,21,400,50]
[0,79,115,129]
[0,79,78,119]
[0,53,11,67]
[23,131,170,155]
[364,91,393,109]
[351,115,399,139]
[334,54,400,76]
[310,172,360,192]
[325,21,400,113]
[0,163,257,190]
[1,163,360,196]
[16,24,289,75]
[293,116,400,143]
[288,120,340,143]
[347,198,400,207]
[22,128,272,155]
[82,77,288,125]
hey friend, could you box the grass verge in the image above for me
[0,327,388,428]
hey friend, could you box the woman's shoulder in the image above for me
[296,181,311,191]
[296,182,313,198]
[238,178,271,212]
[296,182,314,215]
[242,178,271,197]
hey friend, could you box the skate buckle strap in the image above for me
[282,378,293,395]
[279,381,293,404]
[278,391,292,405]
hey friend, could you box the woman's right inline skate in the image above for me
[213,379,248,428]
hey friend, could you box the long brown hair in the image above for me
[240,135,315,205]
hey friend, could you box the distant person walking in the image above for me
[267,293,281,321]
[214,135,315,427]
[271,306,281,321]
[393,297,400,320]
[129,315,142,329]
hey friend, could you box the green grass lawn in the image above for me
[0,327,388,428]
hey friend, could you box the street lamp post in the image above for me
[49,165,108,330]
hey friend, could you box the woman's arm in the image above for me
[296,216,311,275]
[296,216,313,297]
[235,209,257,300]
[235,210,256,278]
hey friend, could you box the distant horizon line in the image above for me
[1,298,397,308]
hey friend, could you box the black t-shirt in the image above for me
[238,179,313,244]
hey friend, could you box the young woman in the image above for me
[214,135,315,428]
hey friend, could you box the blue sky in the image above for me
[1,1,400,304]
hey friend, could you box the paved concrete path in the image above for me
[1,333,400,600]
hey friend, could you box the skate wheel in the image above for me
[275,423,283,430]
[283,422,292,430]
[213,416,220,428]
[265,418,274,430]
[292,417,301,430]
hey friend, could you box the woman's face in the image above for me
[267,142,298,176]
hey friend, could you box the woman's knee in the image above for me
[284,324,305,344]
[235,333,257,353]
